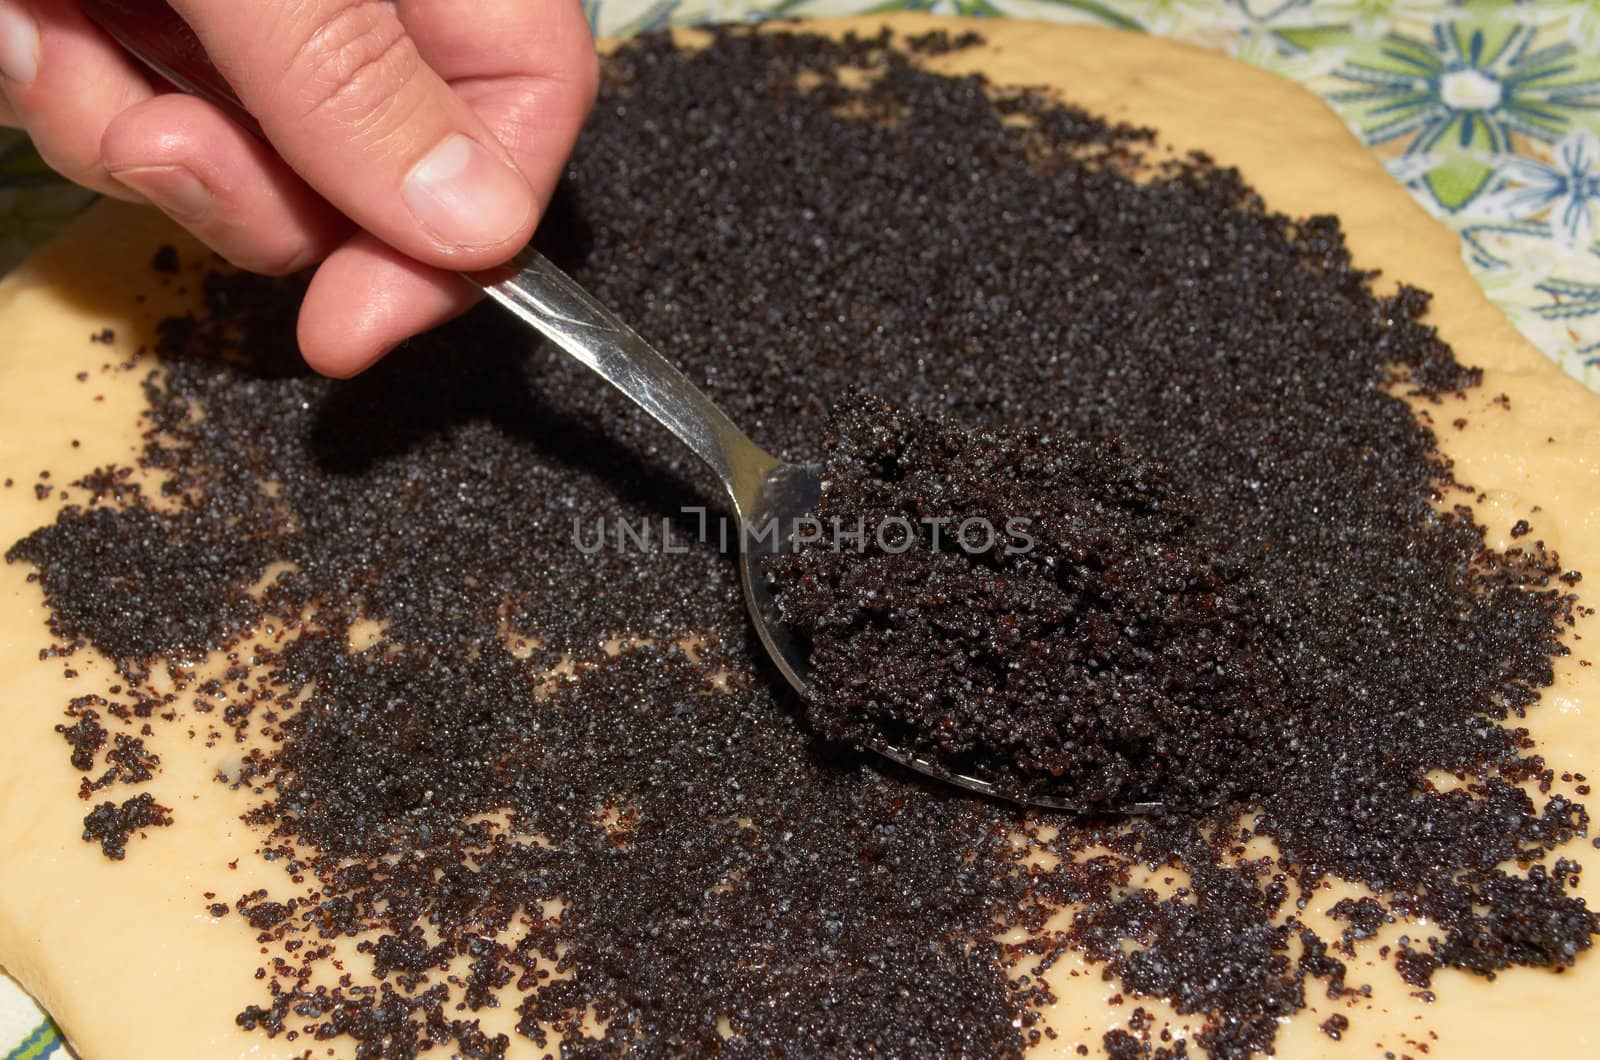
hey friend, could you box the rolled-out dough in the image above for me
[1,15,1597,1058]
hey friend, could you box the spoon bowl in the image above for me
[737,456,1161,815]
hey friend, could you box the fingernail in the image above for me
[0,1,39,85]
[110,165,214,221]
[402,133,532,250]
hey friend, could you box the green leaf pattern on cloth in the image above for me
[4,2,1600,1055]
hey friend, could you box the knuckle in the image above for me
[32,130,105,189]
[283,2,423,137]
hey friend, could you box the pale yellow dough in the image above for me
[2,15,1598,1058]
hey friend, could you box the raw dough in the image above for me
[0,15,1596,1058]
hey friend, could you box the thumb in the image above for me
[169,0,536,269]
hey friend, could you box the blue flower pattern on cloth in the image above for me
[5,2,1600,1056]
[1477,129,1600,246]
[1326,23,1600,209]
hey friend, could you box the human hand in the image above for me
[0,0,599,376]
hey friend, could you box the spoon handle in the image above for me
[475,248,779,511]
[80,0,780,513]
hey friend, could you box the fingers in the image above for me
[0,0,346,274]
[1,0,598,378]
[100,93,352,274]
[0,0,154,199]
[298,232,476,377]
[286,0,599,378]
[172,0,541,270]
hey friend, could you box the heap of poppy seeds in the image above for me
[7,26,1597,1059]
[770,393,1278,809]
[80,792,172,860]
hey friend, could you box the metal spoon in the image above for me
[81,0,1156,814]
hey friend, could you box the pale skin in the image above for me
[0,0,600,376]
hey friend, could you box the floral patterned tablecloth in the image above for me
[4,1,1600,1056]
